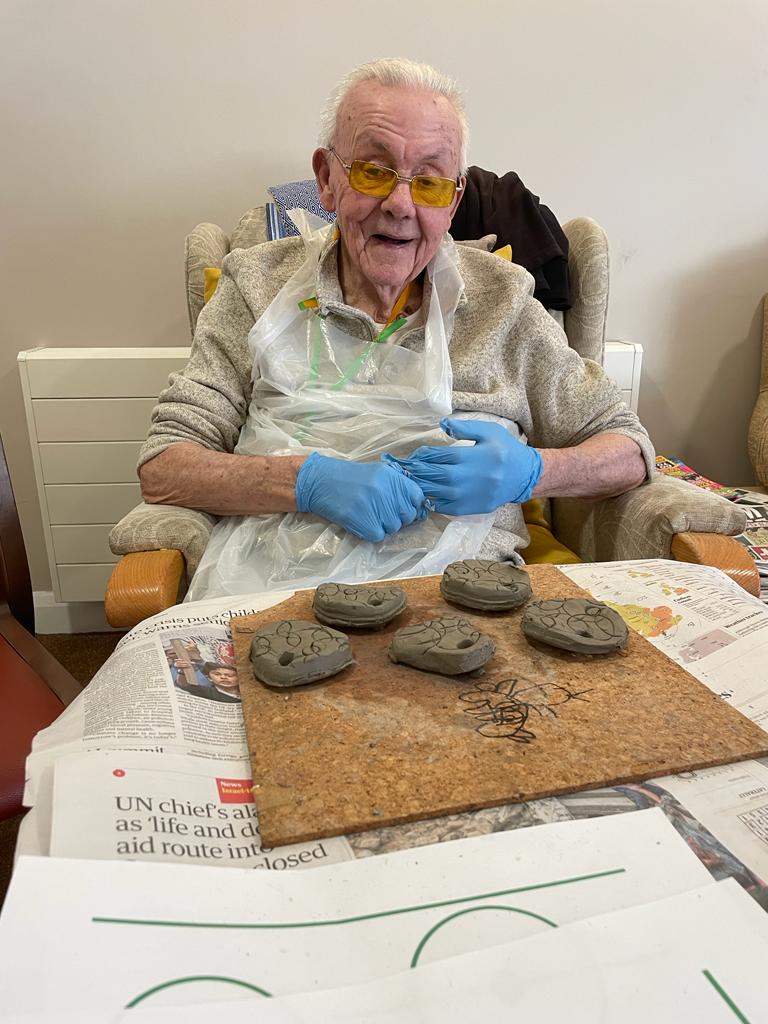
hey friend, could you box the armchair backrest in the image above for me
[747,293,768,487]
[561,218,609,365]
[185,208,610,366]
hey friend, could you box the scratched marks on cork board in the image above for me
[459,678,591,743]
[232,565,768,848]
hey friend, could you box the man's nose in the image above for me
[380,179,415,217]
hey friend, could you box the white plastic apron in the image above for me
[187,216,496,601]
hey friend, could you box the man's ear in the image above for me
[313,148,337,214]
[450,174,467,218]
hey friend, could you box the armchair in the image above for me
[105,209,756,628]
[747,294,768,488]
[0,435,81,834]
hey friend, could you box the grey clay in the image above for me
[441,559,532,611]
[313,582,407,629]
[250,619,353,688]
[521,598,628,654]
[388,616,496,675]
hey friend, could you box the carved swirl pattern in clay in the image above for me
[250,619,353,688]
[521,598,628,655]
[441,559,532,611]
[313,582,407,629]
[388,616,496,675]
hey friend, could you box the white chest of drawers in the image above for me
[18,340,642,610]
[604,340,643,413]
[18,347,191,605]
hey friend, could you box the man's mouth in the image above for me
[372,233,414,246]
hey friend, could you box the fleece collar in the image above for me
[312,232,466,341]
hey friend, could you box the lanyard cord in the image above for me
[301,279,414,391]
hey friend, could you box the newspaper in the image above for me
[17,560,768,901]
[654,454,741,499]
[24,591,292,807]
[559,559,768,727]
[49,751,353,870]
[733,499,768,602]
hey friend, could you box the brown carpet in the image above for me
[36,631,126,687]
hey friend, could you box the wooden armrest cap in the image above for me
[105,550,185,629]
[671,532,760,597]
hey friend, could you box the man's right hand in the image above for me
[295,453,427,542]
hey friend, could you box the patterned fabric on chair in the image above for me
[748,294,768,487]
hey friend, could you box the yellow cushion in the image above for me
[520,498,581,565]
[203,267,222,304]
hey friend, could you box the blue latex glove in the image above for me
[381,417,543,516]
[295,452,428,542]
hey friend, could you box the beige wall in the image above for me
[2,0,767,590]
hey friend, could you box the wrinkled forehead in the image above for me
[335,82,461,172]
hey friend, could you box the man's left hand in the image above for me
[382,417,543,516]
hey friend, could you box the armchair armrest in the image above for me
[551,476,759,594]
[670,532,760,597]
[109,502,216,577]
[105,550,185,628]
[106,502,217,627]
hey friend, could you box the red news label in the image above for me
[216,778,254,804]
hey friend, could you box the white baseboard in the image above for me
[33,592,121,634]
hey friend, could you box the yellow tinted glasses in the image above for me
[329,148,462,208]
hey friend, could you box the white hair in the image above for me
[318,57,469,173]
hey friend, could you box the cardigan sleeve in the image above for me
[138,264,256,469]
[513,298,656,478]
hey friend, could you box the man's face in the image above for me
[314,82,464,298]
[209,666,239,691]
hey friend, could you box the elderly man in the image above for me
[139,57,653,599]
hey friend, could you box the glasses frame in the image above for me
[328,148,463,208]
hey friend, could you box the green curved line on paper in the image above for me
[410,904,557,968]
[93,867,624,931]
[125,974,272,1008]
[702,969,752,1023]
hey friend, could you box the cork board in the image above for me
[232,566,768,847]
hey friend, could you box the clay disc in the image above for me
[440,559,532,611]
[388,616,496,675]
[313,582,407,629]
[249,620,353,688]
[521,598,628,655]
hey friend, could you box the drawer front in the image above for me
[39,441,142,484]
[603,343,635,390]
[25,353,189,398]
[51,524,119,564]
[58,563,116,603]
[32,399,156,441]
[45,483,142,524]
